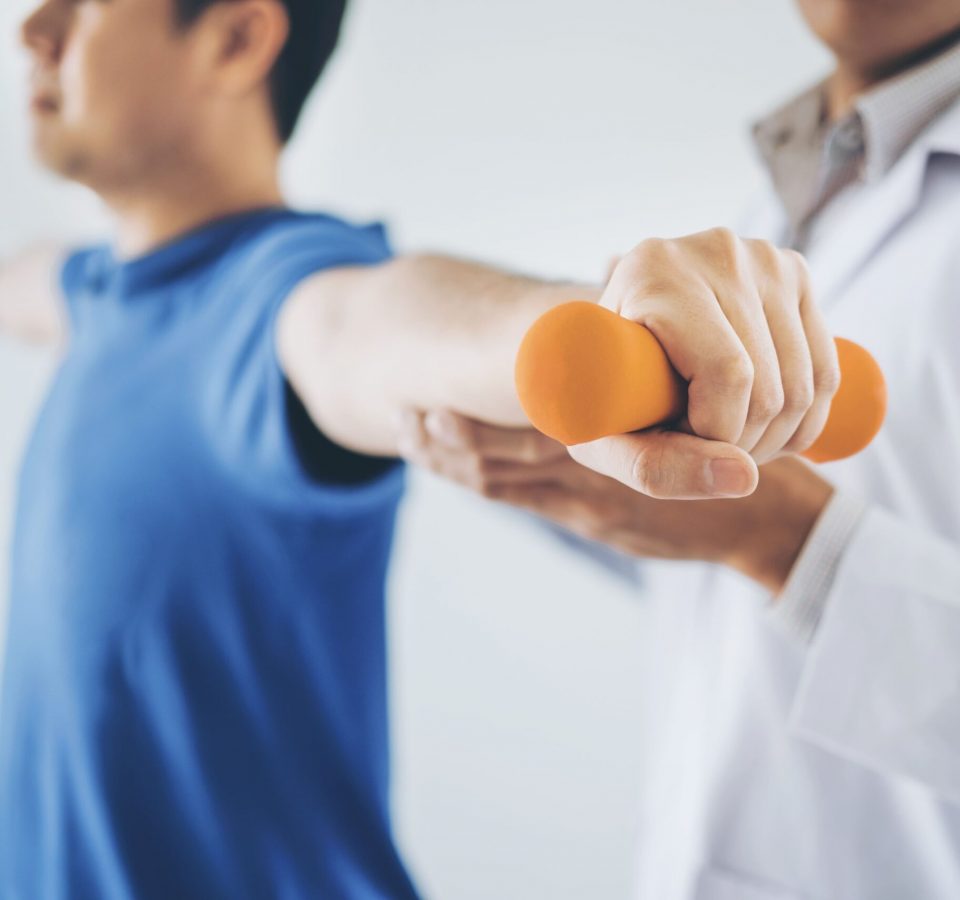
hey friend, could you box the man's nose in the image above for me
[20,1,64,65]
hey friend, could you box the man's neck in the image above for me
[108,183,285,260]
[102,135,285,259]
[827,29,960,120]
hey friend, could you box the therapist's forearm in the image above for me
[725,461,835,595]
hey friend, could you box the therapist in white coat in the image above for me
[400,0,960,896]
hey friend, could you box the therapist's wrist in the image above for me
[723,457,834,595]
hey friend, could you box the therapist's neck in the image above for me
[826,29,960,120]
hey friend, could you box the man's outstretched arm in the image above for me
[277,230,840,500]
[277,254,591,456]
[0,244,68,345]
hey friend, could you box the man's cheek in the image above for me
[57,45,87,122]
[60,44,118,127]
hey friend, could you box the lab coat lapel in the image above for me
[808,148,928,307]
[808,100,960,306]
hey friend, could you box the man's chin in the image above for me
[31,132,90,182]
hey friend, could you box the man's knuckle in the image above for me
[631,237,670,260]
[614,241,686,311]
[714,352,754,392]
[708,226,738,248]
[783,432,815,454]
[784,248,810,278]
[622,241,674,284]
[713,228,744,264]
[622,243,651,276]
[748,388,785,424]
[814,362,842,396]
[782,382,814,414]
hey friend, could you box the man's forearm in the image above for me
[278,254,598,456]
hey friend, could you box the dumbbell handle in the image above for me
[514,302,887,463]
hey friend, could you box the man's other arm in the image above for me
[0,244,68,345]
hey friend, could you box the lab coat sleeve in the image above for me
[772,489,869,642]
[783,500,960,803]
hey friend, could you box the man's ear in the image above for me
[204,0,289,96]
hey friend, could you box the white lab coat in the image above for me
[630,99,960,898]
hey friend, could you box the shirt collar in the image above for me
[752,83,825,170]
[93,207,291,295]
[857,38,960,181]
[751,39,960,238]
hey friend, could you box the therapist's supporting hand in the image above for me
[397,410,834,594]
[576,229,841,499]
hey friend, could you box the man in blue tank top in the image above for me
[0,0,841,897]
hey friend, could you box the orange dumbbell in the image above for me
[515,301,886,463]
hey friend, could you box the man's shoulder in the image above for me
[232,209,393,277]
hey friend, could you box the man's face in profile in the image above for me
[20,0,207,188]
[797,0,960,70]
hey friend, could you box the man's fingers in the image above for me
[604,254,623,286]
[604,231,832,464]
[742,247,813,462]
[748,304,812,462]
[651,306,755,447]
[614,300,754,447]
[781,283,841,455]
[711,288,784,453]
[568,429,758,500]
[609,235,763,446]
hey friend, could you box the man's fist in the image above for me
[569,229,840,499]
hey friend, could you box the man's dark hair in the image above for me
[174,0,348,143]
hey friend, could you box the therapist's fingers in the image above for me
[419,409,568,463]
[568,429,758,500]
[396,409,571,496]
[397,411,497,493]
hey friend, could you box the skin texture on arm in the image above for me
[0,244,68,345]
[277,253,598,458]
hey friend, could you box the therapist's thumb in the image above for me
[567,430,759,500]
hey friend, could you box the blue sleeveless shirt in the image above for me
[0,209,420,899]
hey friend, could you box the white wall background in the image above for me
[0,2,830,897]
